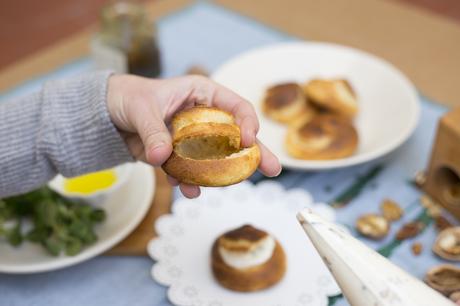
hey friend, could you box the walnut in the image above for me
[420,194,434,208]
[356,214,389,240]
[411,242,422,256]
[396,221,424,240]
[414,171,426,188]
[435,216,453,232]
[427,206,443,218]
[433,227,460,261]
[425,264,460,296]
[380,199,403,222]
[419,195,443,218]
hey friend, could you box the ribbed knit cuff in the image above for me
[41,71,134,177]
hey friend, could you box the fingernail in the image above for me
[275,165,283,176]
[244,129,256,147]
[269,164,282,177]
[249,130,256,145]
[147,140,171,166]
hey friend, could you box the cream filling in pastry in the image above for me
[218,236,276,269]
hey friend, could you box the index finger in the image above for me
[210,82,259,147]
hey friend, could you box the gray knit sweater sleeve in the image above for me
[0,71,134,198]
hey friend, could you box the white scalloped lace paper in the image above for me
[148,181,341,306]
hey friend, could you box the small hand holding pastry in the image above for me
[162,107,261,186]
[211,224,286,292]
[107,75,281,197]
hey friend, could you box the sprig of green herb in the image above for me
[0,187,106,256]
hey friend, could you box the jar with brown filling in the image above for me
[95,1,161,77]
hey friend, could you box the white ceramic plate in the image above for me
[0,162,155,274]
[212,42,420,170]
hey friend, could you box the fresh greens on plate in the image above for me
[0,187,106,256]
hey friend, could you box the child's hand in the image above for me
[107,74,281,198]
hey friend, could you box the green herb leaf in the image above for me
[7,223,23,247]
[43,235,63,256]
[1,186,106,256]
[90,209,106,223]
[26,226,50,243]
[65,238,82,256]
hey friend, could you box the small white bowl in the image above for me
[48,163,134,205]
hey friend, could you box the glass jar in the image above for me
[93,1,161,77]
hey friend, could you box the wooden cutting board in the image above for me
[106,167,172,256]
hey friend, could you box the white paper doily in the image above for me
[148,181,341,306]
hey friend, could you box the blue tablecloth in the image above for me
[0,2,455,306]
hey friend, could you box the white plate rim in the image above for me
[0,162,155,274]
[212,41,420,170]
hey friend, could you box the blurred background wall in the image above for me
[0,0,459,70]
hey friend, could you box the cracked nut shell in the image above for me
[380,198,403,222]
[433,227,460,262]
[425,264,460,296]
[356,214,389,240]
[396,221,425,241]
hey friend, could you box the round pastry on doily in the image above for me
[148,181,341,306]
[211,224,286,292]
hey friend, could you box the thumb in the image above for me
[134,107,173,166]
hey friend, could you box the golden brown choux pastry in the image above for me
[162,106,260,186]
[285,113,358,160]
[303,79,358,118]
[262,83,315,124]
[211,224,286,292]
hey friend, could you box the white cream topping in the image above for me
[218,236,276,269]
